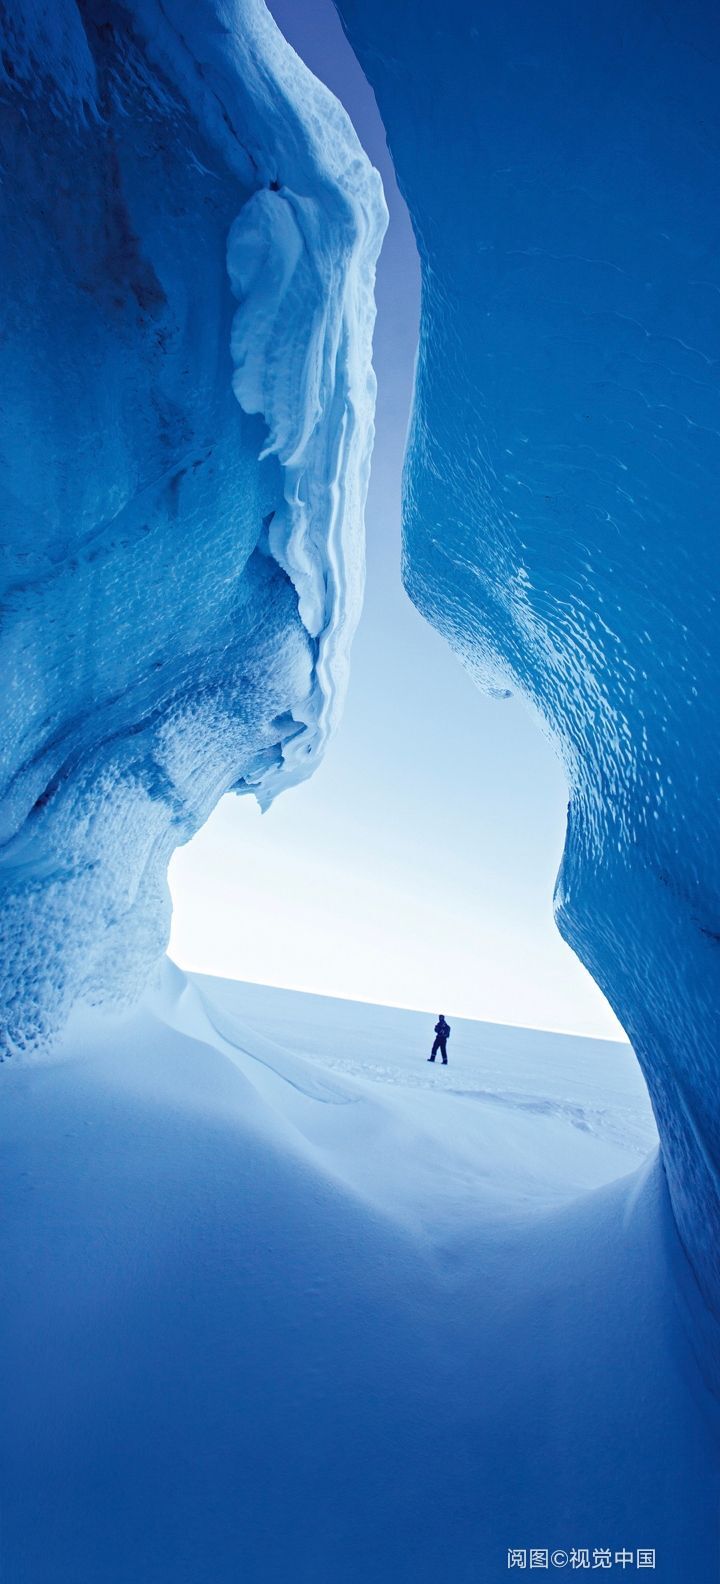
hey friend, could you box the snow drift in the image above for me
[336,0,720,1323]
[0,0,386,1051]
[3,970,716,1583]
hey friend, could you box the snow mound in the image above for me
[0,1,386,1050]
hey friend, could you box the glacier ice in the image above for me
[0,0,385,1050]
[336,0,720,1318]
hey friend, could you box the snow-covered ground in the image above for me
[1,968,717,1582]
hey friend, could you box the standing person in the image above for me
[428,1014,451,1065]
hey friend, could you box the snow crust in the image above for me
[0,1,385,1048]
[1,971,715,1581]
[336,0,720,1318]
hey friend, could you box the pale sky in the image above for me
[168,0,625,1041]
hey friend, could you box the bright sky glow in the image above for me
[168,0,625,1041]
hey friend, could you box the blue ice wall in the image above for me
[336,0,720,1315]
[0,1,384,1048]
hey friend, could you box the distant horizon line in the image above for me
[172,957,631,1047]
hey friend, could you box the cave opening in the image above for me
[168,0,621,1048]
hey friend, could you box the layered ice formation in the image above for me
[336,0,720,1317]
[0,0,385,1049]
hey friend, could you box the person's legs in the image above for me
[440,1039,448,1064]
[428,1037,441,1062]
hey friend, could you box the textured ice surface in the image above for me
[0,0,385,1048]
[336,0,720,1316]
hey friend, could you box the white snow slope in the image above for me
[1,967,717,1582]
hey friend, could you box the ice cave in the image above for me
[1,1,719,1580]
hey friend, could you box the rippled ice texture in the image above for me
[0,1,385,1050]
[336,0,720,1317]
